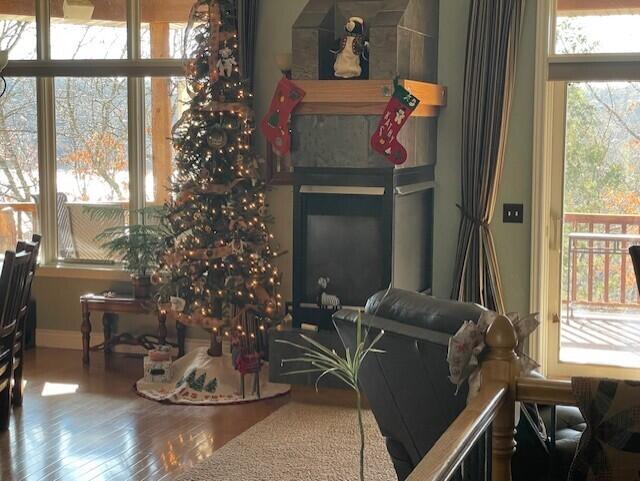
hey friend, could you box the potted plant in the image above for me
[88,206,169,298]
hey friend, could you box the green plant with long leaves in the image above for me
[87,205,170,277]
[276,313,384,481]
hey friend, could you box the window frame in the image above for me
[2,0,184,272]
[531,0,640,379]
[548,0,640,80]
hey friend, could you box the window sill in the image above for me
[37,264,131,282]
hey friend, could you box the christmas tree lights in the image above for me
[156,0,282,355]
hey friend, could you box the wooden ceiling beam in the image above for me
[0,0,194,24]
[557,0,640,12]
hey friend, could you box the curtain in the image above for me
[237,0,258,88]
[451,0,525,313]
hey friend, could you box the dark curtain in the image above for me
[451,0,525,313]
[237,0,258,88]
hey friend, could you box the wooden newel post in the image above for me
[482,315,520,481]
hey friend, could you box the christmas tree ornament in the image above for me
[370,80,420,165]
[260,76,306,156]
[170,296,186,313]
[216,46,237,78]
[207,128,228,148]
[332,16,369,79]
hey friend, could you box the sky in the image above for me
[556,14,640,54]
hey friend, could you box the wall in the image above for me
[32,0,537,340]
[254,0,306,302]
[432,0,536,314]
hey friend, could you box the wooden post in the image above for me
[482,315,520,481]
[150,22,173,204]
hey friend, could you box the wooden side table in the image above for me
[80,294,187,365]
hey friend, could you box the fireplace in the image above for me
[285,0,441,331]
[299,189,389,308]
[268,0,443,387]
[293,173,433,330]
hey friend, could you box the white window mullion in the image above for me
[36,0,58,264]
[127,0,146,221]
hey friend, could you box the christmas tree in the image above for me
[157,0,282,349]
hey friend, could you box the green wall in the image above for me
[32,0,536,336]
[432,0,536,314]
[253,0,306,303]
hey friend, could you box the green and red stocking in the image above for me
[260,77,306,156]
[370,82,420,165]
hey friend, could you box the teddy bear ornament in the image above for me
[333,16,369,79]
[217,47,237,78]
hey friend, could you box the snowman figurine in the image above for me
[332,17,369,79]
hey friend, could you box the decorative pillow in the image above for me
[568,378,640,481]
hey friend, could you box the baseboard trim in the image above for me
[36,329,210,355]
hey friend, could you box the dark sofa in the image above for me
[333,289,585,481]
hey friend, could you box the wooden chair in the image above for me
[629,246,640,296]
[0,250,32,431]
[12,235,41,407]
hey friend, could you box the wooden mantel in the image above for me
[293,79,447,118]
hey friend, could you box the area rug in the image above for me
[174,402,396,481]
[136,347,290,405]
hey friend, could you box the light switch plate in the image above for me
[503,204,524,224]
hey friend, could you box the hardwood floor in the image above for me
[0,348,291,480]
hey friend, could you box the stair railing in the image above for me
[407,315,577,481]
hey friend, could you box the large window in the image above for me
[543,0,640,379]
[0,0,185,266]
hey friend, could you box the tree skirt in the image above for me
[135,347,290,405]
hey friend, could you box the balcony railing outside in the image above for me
[563,212,640,309]
[0,203,38,256]
[0,200,136,262]
[561,213,640,367]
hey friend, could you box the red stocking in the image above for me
[370,82,420,165]
[260,77,306,156]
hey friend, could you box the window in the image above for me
[554,0,640,55]
[50,0,127,60]
[559,81,640,369]
[0,2,37,60]
[0,78,39,255]
[55,77,129,261]
[1,0,184,266]
[140,0,192,59]
[542,0,640,379]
